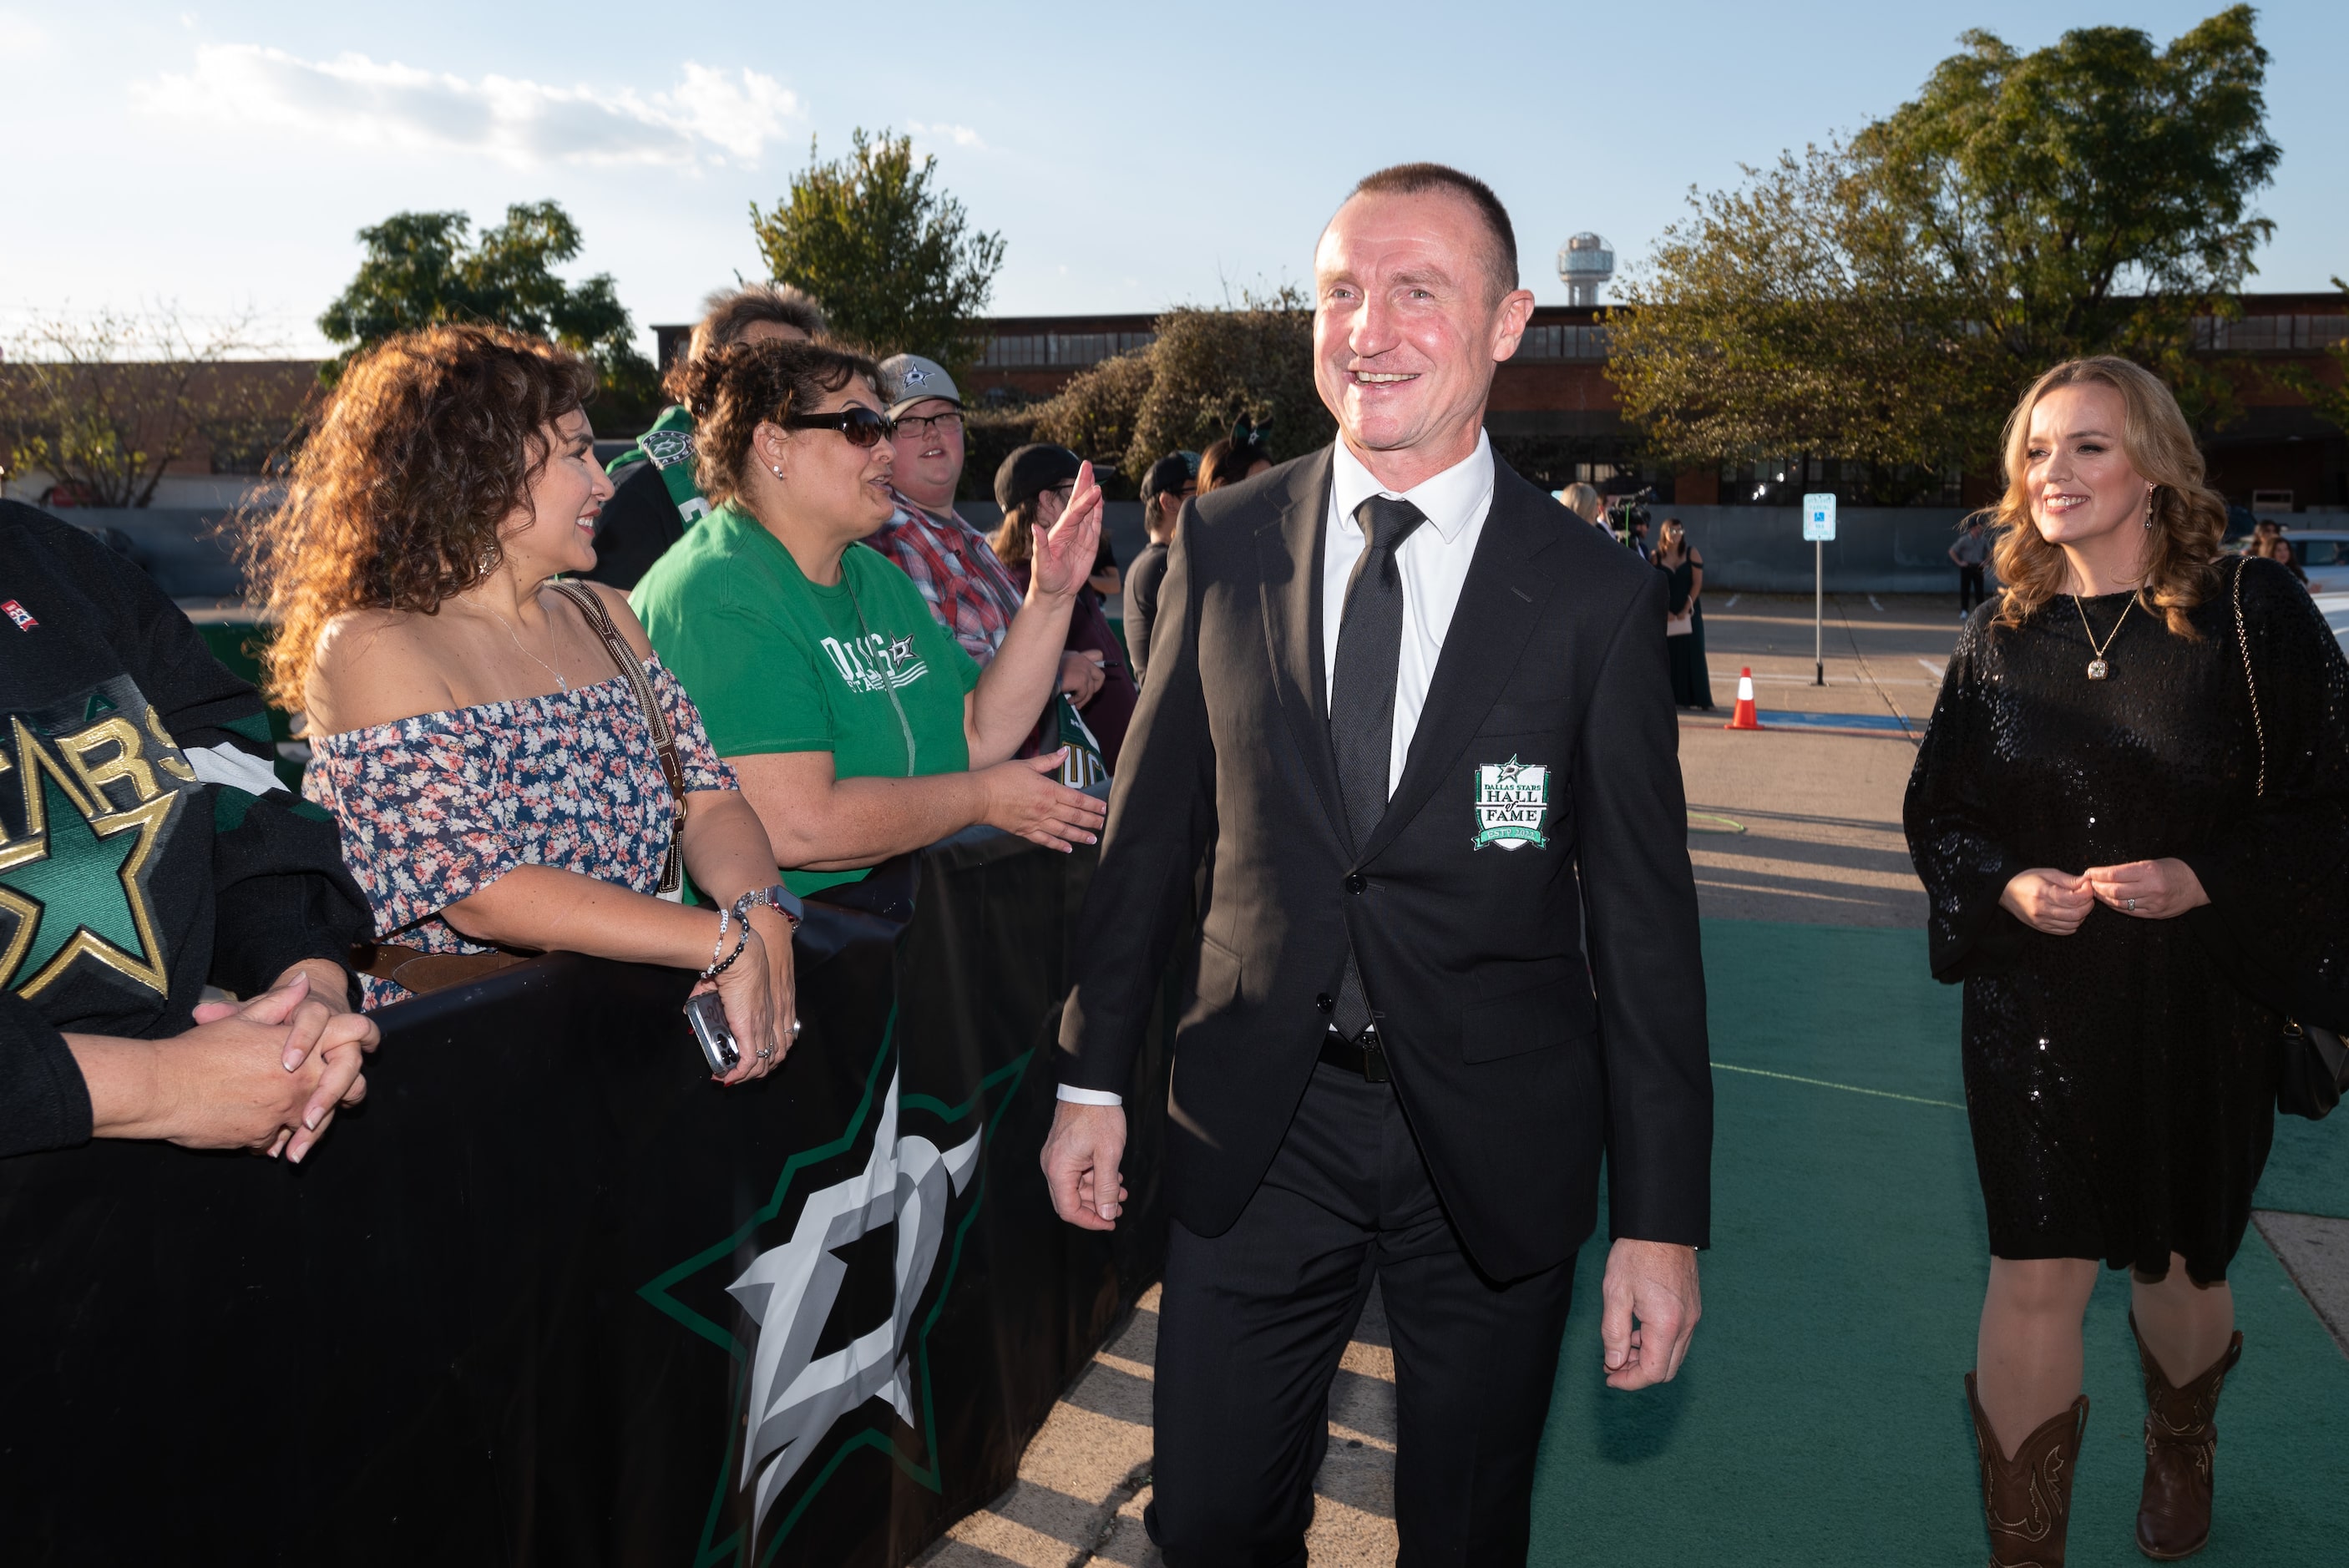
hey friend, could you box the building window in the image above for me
[980,331,1156,368]
[2191,314,2349,352]
[1510,324,1612,361]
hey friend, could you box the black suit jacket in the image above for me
[1057,448,1711,1280]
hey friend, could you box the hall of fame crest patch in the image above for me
[1472,756,1549,851]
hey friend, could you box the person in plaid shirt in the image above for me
[869,354,1029,665]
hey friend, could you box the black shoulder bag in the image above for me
[2232,557,2349,1119]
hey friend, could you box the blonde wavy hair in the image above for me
[1990,357,2225,639]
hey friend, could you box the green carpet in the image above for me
[1528,919,2349,1565]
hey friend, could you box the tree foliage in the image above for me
[1030,292,1335,486]
[316,200,656,416]
[749,129,1005,374]
[1610,6,2281,475]
[2275,276,2349,437]
[0,307,309,507]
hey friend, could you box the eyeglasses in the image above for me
[780,407,898,448]
[895,410,964,438]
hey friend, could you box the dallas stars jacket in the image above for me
[0,501,370,1156]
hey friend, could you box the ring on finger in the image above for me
[757,1044,772,1060]
[788,1018,802,1039]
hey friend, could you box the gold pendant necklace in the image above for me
[2073,590,2138,680]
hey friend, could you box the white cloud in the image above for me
[0,11,50,58]
[134,45,802,168]
[908,119,986,150]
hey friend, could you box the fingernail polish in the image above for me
[306,1109,321,1130]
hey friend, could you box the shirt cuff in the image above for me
[1056,1084,1123,1106]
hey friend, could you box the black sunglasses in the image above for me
[780,406,898,447]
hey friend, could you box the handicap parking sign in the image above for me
[1802,493,1837,542]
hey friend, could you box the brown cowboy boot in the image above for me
[1967,1373,2089,1568]
[2130,1313,2243,1560]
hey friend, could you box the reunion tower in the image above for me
[1557,232,1614,306]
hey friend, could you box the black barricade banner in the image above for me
[0,830,1169,1565]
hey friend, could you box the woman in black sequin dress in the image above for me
[1905,357,2349,1565]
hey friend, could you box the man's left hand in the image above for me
[1599,1238,1701,1390]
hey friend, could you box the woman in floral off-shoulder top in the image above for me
[242,324,798,1081]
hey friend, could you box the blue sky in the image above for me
[3,2,2341,357]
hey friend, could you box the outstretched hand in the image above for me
[1600,1238,1701,1390]
[1029,461,1104,602]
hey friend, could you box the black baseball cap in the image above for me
[995,443,1085,510]
[1141,452,1198,504]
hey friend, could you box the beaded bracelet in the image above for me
[701,904,752,981]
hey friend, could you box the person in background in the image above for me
[632,341,1108,898]
[1951,513,1994,617]
[1197,419,1273,493]
[1627,514,1654,562]
[869,354,1109,722]
[2,502,377,1165]
[1904,355,2347,1565]
[1560,480,1609,534]
[1125,451,1197,684]
[585,283,828,590]
[255,326,797,1080]
[2245,518,2308,588]
[992,445,1141,771]
[1655,517,1714,711]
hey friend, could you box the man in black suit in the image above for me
[1041,163,1711,1565]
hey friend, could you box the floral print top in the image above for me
[303,657,736,1009]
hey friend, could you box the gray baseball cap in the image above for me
[878,353,961,418]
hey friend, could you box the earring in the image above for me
[2144,483,2157,529]
[771,465,785,478]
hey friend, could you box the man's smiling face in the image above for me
[1312,188,1530,470]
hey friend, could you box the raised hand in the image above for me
[1030,460,1105,601]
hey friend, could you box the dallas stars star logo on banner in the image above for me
[638,1032,1030,1559]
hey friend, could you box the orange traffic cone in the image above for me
[1724,668,1762,731]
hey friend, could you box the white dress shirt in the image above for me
[1323,433,1496,796]
[1057,436,1497,1108]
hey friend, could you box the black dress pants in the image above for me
[1147,1060,1578,1567]
[1958,564,1987,613]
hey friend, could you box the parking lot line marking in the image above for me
[1868,594,1886,612]
[1918,658,1944,679]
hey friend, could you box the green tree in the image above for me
[1610,7,2281,478]
[1030,291,1334,486]
[316,200,656,416]
[0,306,307,507]
[749,129,1005,373]
[2274,276,2349,435]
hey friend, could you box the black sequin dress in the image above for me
[1904,558,2349,1283]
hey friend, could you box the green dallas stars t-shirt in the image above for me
[631,502,981,897]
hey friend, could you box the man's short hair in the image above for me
[686,283,828,366]
[1346,163,1518,301]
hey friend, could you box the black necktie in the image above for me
[1328,494,1426,1039]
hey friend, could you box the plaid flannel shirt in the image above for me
[871,492,1026,665]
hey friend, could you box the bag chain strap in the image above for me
[2230,555,2266,800]
[548,580,689,893]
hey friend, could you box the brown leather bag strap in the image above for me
[354,942,529,994]
[548,579,688,893]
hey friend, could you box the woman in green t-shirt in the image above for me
[633,340,1109,896]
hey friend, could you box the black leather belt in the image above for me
[1319,1026,1390,1083]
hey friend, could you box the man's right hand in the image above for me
[1040,1100,1127,1230]
[980,751,1107,852]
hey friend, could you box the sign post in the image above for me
[1802,493,1837,687]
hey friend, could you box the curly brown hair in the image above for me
[242,325,595,710]
[670,337,880,508]
[658,282,829,405]
[1990,356,2226,640]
